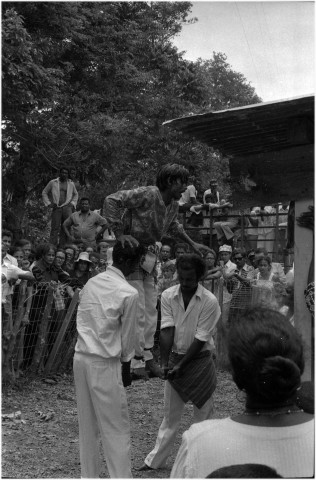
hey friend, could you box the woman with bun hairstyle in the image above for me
[171,307,314,478]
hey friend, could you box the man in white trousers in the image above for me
[138,253,221,471]
[73,242,142,478]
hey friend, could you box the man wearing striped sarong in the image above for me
[138,254,221,471]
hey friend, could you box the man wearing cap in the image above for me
[63,197,108,248]
[217,245,237,326]
[42,166,78,246]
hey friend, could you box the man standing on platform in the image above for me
[73,242,142,478]
[42,166,78,246]
[138,254,220,471]
[104,163,210,377]
[63,197,108,248]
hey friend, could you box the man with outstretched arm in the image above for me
[103,163,210,377]
[138,253,221,471]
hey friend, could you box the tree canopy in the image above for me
[2,1,261,241]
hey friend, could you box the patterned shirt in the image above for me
[104,185,184,245]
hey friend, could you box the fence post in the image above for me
[57,332,78,373]
[209,209,213,248]
[44,290,80,375]
[215,279,230,370]
[30,287,54,373]
[2,282,27,383]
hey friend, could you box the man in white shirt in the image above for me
[73,242,142,478]
[178,176,199,212]
[42,166,78,246]
[2,230,34,372]
[203,179,220,204]
[138,254,220,471]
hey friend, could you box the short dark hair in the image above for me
[255,247,268,255]
[228,307,304,403]
[80,197,90,204]
[35,243,56,260]
[204,249,217,260]
[257,255,272,266]
[59,166,70,174]
[2,229,13,240]
[176,254,206,281]
[11,246,24,256]
[233,248,246,258]
[97,241,109,253]
[174,242,189,253]
[14,238,32,248]
[156,163,189,191]
[112,242,144,264]
[89,252,101,260]
[207,463,282,478]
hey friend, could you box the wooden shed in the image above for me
[164,95,314,380]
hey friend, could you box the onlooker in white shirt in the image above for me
[42,166,78,246]
[2,230,34,375]
[73,242,143,478]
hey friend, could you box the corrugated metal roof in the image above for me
[163,95,314,157]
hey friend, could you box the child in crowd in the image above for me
[97,241,110,257]
[157,261,178,295]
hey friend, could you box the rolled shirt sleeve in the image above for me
[195,295,221,343]
[160,291,176,330]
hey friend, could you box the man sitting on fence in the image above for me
[73,242,143,478]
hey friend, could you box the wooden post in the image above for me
[209,209,213,249]
[240,212,244,249]
[215,279,230,371]
[58,331,78,373]
[44,290,79,375]
[30,287,54,373]
[274,205,280,262]
[2,282,27,383]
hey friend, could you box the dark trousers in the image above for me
[50,204,73,246]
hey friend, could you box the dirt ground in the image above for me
[2,369,243,478]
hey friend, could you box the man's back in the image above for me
[76,266,138,359]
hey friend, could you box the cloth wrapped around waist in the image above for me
[127,244,159,280]
[168,350,216,409]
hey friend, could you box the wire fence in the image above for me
[2,281,79,382]
[3,209,293,381]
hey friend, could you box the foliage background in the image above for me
[2,1,261,243]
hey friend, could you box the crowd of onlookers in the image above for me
[1,229,117,373]
[2,221,295,376]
